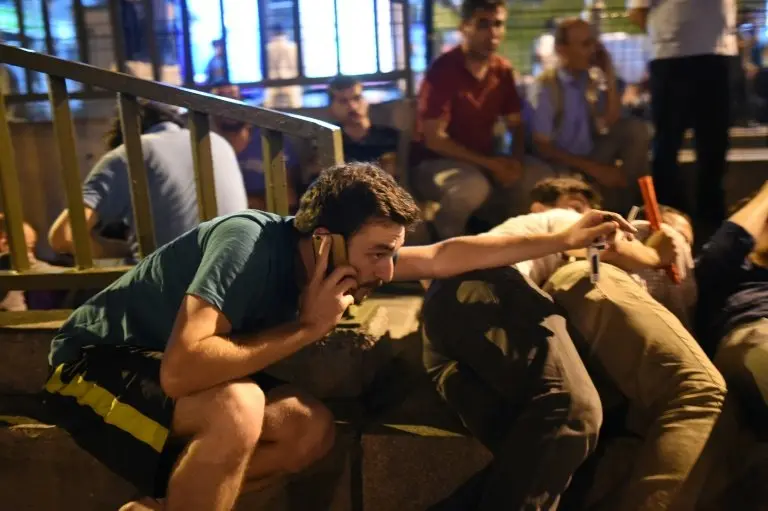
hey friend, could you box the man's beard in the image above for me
[352,279,384,304]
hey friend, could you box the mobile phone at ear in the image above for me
[312,234,348,276]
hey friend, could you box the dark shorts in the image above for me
[42,344,286,498]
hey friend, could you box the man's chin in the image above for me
[352,283,382,304]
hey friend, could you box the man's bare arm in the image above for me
[729,182,768,239]
[423,117,493,169]
[48,207,131,258]
[161,295,317,399]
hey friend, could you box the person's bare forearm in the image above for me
[426,232,569,279]
[161,321,315,398]
[535,140,598,176]
[426,134,491,169]
[600,239,661,272]
[729,183,768,239]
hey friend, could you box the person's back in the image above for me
[50,210,297,368]
[81,122,248,259]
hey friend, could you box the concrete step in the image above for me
[0,416,356,511]
[682,126,768,150]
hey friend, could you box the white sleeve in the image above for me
[546,209,583,234]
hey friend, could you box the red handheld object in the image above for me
[637,176,681,284]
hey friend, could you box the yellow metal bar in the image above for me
[188,111,218,221]
[261,129,289,215]
[315,127,345,169]
[0,95,29,272]
[0,266,130,290]
[47,75,94,269]
[118,93,156,257]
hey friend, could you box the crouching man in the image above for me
[43,163,630,511]
[423,177,730,510]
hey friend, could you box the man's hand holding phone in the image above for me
[298,235,357,341]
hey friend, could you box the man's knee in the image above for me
[443,165,492,210]
[271,394,336,473]
[571,380,604,446]
[174,380,266,458]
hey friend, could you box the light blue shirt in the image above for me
[530,70,597,157]
[82,122,248,259]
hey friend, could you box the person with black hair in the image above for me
[411,0,557,239]
[48,100,247,262]
[696,182,768,429]
[327,76,399,174]
[42,161,631,511]
[424,176,728,510]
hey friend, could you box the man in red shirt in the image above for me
[411,0,554,239]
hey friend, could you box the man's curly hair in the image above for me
[294,162,421,238]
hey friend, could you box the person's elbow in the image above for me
[47,221,72,255]
[159,340,196,399]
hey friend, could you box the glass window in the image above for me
[376,0,395,73]
[336,0,376,75]
[298,0,337,77]
[222,0,261,83]
[187,0,223,84]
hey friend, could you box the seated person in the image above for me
[327,76,399,176]
[529,18,650,214]
[423,177,729,510]
[695,181,768,429]
[410,0,556,239]
[211,84,299,211]
[216,118,299,211]
[48,100,248,262]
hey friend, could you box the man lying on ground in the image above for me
[43,163,631,511]
[696,181,768,430]
[422,177,730,510]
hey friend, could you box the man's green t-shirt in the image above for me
[49,211,300,368]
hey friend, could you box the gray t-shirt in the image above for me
[82,122,248,258]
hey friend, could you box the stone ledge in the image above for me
[0,419,357,511]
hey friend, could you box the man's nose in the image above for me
[375,260,395,283]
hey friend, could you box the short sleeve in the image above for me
[187,217,269,330]
[418,64,453,120]
[499,67,522,116]
[530,82,555,140]
[81,149,132,224]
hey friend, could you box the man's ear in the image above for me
[530,202,548,213]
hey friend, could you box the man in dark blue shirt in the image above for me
[696,180,768,426]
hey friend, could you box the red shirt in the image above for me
[412,46,521,165]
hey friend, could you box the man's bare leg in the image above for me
[119,384,334,511]
[164,380,266,511]
[240,385,336,492]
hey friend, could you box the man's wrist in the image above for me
[552,230,573,252]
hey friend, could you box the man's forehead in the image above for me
[354,221,405,248]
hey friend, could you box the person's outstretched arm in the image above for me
[696,181,768,285]
[394,210,635,281]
